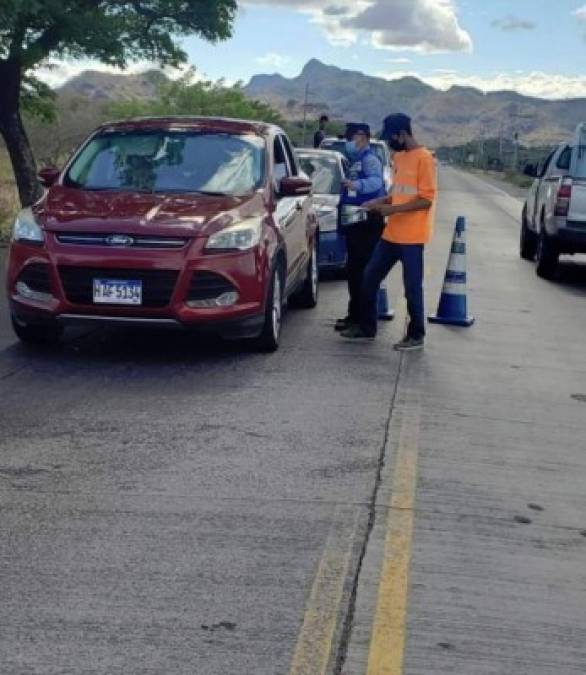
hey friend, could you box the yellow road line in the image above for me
[289,511,359,675]
[366,398,421,675]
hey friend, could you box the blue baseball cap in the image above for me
[381,113,412,139]
[345,122,371,140]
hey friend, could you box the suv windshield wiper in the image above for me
[152,188,233,197]
[80,186,154,193]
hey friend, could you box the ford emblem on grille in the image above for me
[106,234,135,247]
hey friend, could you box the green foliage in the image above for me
[0,151,18,240]
[108,71,285,125]
[1,1,237,70]
[21,75,57,122]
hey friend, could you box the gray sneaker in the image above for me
[341,325,375,341]
[394,336,424,351]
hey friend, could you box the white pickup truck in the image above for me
[520,123,586,278]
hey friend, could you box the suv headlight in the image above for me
[13,208,44,244]
[206,218,262,251]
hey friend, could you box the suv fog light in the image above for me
[15,281,53,303]
[187,291,239,309]
[215,291,239,307]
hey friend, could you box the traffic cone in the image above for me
[377,284,394,321]
[428,216,474,327]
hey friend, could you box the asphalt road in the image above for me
[1,167,586,675]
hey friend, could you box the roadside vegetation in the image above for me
[0,68,333,241]
[0,151,18,241]
[436,137,550,190]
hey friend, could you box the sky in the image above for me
[40,0,586,100]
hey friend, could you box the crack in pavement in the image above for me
[334,353,404,675]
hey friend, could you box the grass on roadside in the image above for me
[503,171,534,190]
[0,152,18,242]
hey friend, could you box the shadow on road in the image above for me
[3,325,265,371]
[556,257,586,296]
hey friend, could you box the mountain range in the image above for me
[245,59,586,147]
[59,60,586,148]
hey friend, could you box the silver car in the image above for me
[296,148,349,271]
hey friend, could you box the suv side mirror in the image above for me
[279,176,312,197]
[38,166,61,187]
[523,163,537,178]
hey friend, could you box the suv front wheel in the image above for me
[254,264,283,352]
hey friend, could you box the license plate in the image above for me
[93,279,142,305]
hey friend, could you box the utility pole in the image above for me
[510,104,533,172]
[513,131,519,173]
[301,83,310,148]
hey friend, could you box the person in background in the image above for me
[341,113,437,351]
[313,115,329,149]
[335,122,386,333]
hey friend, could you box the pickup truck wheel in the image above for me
[520,207,537,260]
[254,264,283,353]
[290,236,319,309]
[535,229,559,280]
[11,314,63,347]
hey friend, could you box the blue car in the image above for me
[296,148,349,272]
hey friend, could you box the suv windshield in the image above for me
[65,130,266,195]
[297,153,343,194]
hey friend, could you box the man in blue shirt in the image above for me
[336,122,387,332]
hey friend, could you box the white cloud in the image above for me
[378,69,586,99]
[34,59,204,88]
[35,60,151,88]
[491,15,536,31]
[346,0,472,53]
[244,0,472,53]
[573,4,586,22]
[256,52,291,68]
[387,57,412,64]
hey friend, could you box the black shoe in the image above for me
[341,326,375,341]
[394,336,424,351]
[334,316,355,332]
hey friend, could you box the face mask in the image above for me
[345,141,358,157]
[388,137,405,152]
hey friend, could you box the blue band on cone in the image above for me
[428,216,474,328]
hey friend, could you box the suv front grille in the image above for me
[56,233,188,249]
[187,271,236,302]
[18,263,53,294]
[58,267,178,308]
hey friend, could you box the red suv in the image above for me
[7,117,319,351]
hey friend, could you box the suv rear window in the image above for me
[321,139,388,167]
[65,130,266,196]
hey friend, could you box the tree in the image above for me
[0,0,237,207]
[108,70,284,125]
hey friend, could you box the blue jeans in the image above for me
[361,240,425,339]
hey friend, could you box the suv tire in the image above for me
[254,264,283,353]
[535,228,558,279]
[290,237,319,309]
[520,206,537,260]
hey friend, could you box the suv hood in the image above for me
[37,186,265,238]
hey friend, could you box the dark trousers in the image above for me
[345,214,384,322]
[361,240,425,339]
